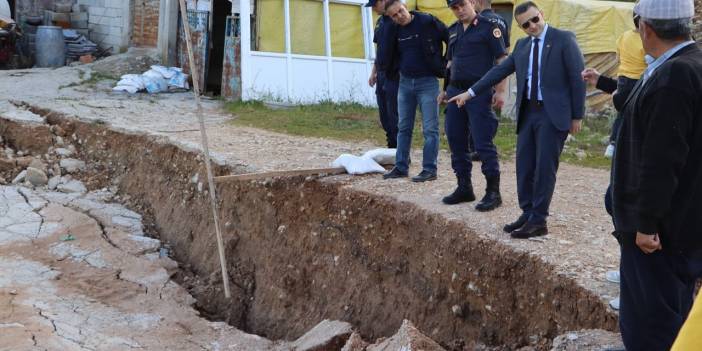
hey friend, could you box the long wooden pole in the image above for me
[178,0,231,299]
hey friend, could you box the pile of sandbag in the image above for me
[113,65,190,94]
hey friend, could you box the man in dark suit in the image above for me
[610,0,702,349]
[449,1,585,239]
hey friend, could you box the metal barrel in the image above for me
[35,26,66,67]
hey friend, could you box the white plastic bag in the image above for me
[362,148,396,165]
[332,154,385,175]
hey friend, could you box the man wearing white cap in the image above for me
[611,0,702,349]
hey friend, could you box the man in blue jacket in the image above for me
[450,1,585,238]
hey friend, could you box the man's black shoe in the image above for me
[510,222,548,239]
[470,152,480,162]
[475,191,502,211]
[411,170,437,182]
[383,167,408,179]
[503,214,529,233]
[442,177,475,204]
[475,175,502,212]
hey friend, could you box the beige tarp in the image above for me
[418,0,635,55]
[255,0,634,59]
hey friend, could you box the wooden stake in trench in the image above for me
[178,0,231,299]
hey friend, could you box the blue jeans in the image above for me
[396,75,439,173]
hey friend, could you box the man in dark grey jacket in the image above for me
[450,1,585,238]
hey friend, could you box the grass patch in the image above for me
[226,100,613,169]
[59,71,119,90]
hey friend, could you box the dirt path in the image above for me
[0,52,621,349]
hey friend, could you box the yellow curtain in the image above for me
[256,0,365,58]
[290,0,326,55]
[330,3,365,59]
[256,0,285,52]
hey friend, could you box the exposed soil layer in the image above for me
[0,104,618,349]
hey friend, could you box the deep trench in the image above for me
[0,104,618,350]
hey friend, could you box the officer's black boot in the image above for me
[442,177,476,205]
[475,174,502,212]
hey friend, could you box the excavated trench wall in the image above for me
[0,105,618,349]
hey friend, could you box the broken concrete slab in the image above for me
[26,166,48,186]
[57,179,87,194]
[54,147,74,157]
[11,169,26,184]
[291,319,354,351]
[341,332,369,351]
[59,158,86,173]
[367,320,446,351]
[550,329,624,351]
[47,175,61,190]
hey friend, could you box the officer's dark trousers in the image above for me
[516,104,567,224]
[619,236,702,350]
[445,85,499,179]
[376,71,399,148]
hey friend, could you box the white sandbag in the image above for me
[332,154,385,175]
[362,148,396,165]
[116,74,145,90]
[150,65,178,79]
[113,85,139,94]
[168,71,189,90]
[143,75,169,94]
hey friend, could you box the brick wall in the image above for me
[132,0,160,47]
[76,0,131,53]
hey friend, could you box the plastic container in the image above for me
[35,26,66,67]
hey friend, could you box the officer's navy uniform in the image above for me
[461,8,510,159]
[480,8,510,49]
[373,14,400,148]
[443,13,505,209]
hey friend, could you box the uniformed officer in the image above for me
[468,0,510,161]
[475,0,510,51]
[438,0,507,211]
[367,0,399,148]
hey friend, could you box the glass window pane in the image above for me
[329,3,364,59]
[256,0,286,52]
[290,0,325,56]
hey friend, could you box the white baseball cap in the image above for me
[634,0,694,19]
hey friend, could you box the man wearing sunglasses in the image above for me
[449,1,585,239]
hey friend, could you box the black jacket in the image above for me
[373,15,399,80]
[612,44,702,254]
[596,75,638,112]
[384,11,449,78]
